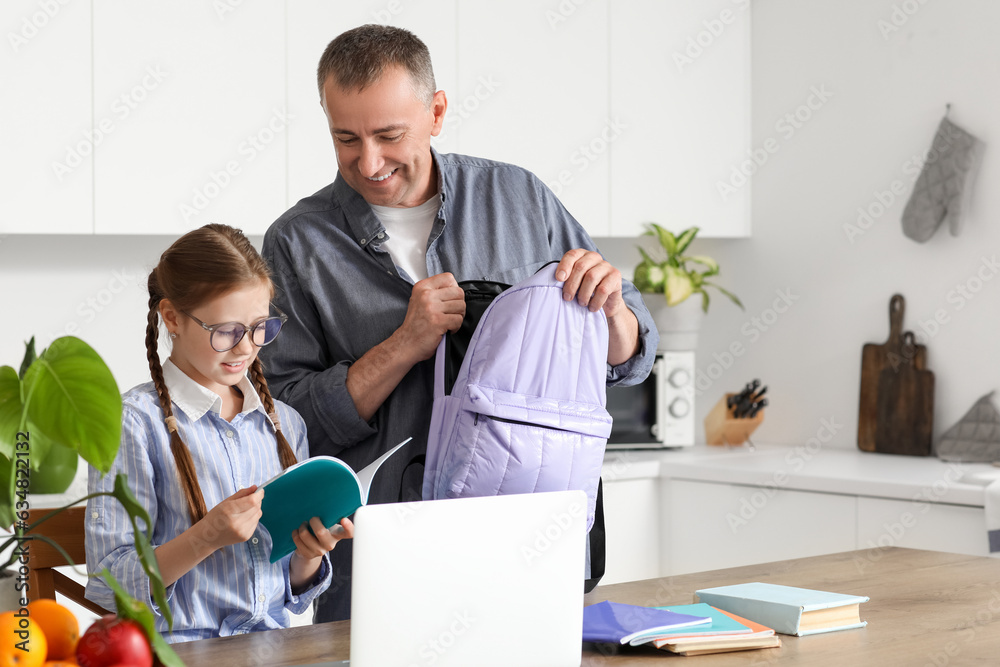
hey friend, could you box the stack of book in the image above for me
[584,582,869,657]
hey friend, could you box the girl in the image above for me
[84,223,352,642]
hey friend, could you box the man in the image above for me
[261,24,657,622]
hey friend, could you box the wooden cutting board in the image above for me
[874,332,934,455]
[858,294,927,451]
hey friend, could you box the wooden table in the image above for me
[171,548,1000,665]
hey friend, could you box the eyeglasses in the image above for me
[182,307,288,353]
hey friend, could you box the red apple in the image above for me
[76,614,154,667]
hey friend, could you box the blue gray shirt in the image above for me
[260,149,657,501]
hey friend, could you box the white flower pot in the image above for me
[641,292,705,351]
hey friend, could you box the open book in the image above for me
[259,437,412,563]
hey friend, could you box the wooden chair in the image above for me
[25,506,110,616]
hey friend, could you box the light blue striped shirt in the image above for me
[84,359,332,643]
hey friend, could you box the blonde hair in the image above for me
[145,223,297,524]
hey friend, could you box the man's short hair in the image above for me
[317,24,436,107]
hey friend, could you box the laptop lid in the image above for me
[350,491,587,667]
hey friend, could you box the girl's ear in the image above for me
[159,298,181,333]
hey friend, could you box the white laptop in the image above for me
[349,490,587,667]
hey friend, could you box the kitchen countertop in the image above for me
[602,443,1000,507]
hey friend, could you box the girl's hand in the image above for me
[291,516,354,560]
[196,486,265,550]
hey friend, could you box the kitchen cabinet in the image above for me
[601,476,661,585]
[666,479,855,575]
[856,496,988,557]
[92,1,286,235]
[286,0,457,205]
[454,0,611,237]
[3,0,93,233]
[610,0,751,238]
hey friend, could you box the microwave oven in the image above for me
[605,351,695,448]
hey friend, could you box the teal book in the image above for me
[626,603,750,646]
[259,437,412,563]
[694,582,869,636]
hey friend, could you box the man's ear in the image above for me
[429,89,448,137]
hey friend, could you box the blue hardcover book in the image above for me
[582,601,711,645]
[694,582,869,636]
[259,438,411,563]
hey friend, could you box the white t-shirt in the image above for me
[369,194,440,283]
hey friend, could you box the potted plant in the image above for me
[633,224,743,350]
[0,336,181,665]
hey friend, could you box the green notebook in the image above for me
[259,437,411,563]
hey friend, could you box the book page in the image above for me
[356,437,412,504]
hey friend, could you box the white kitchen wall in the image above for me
[2,0,998,450]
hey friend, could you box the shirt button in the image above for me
[258,594,266,603]
[251,537,259,545]
[226,431,234,438]
[91,511,99,519]
[377,232,385,239]
[360,238,367,245]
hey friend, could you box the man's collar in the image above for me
[333,147,447,248]
[161,358,264,422]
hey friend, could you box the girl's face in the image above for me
[163,281,272,399]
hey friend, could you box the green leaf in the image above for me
[18,338,36,380]
[684,254,719,277]
[21,336,122,474]
[0,455,13,528]
[0,366,21,459]
[675,227,700,255]
[648,223,678,257]
[698,289,711,313]
[112,473,173,630]
[703,281,745,310]
[28,442,78,494]
[98,569,185,667]
[664,267,694,306]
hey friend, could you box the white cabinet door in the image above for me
[287,1,457,206]
[667,479,855,575]
[857,497,992,559]
[455,0,611,237]
[2,1,93,233]
[601,477,661,585]
[93,1,286,235]
[610,0,751,238]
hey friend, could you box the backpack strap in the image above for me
[584,477,606,593]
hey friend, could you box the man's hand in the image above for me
[395,272,467,363]
[555,249,640,365]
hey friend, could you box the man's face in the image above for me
[321,66,447,208]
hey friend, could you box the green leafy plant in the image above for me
[633,223,743,312]
[0,336,122,526]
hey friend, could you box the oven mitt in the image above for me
[901,115,984,243]
[934,391,1000,462]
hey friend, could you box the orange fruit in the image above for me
[44,663,78,667]
[0,609,48,667]
[27,601,79,661]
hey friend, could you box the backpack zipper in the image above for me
[475,413,576,434]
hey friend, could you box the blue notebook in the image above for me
[259,438,411,563]
[582,601,711,645]
[625,602,751,646]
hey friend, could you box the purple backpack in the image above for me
[422,264,612,530]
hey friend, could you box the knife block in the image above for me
[705,393,764,446]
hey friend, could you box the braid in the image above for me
[251,357,298,470]
[146,284,208,525]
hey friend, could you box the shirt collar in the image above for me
[333,147,448,248]
[161,358,265,423]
